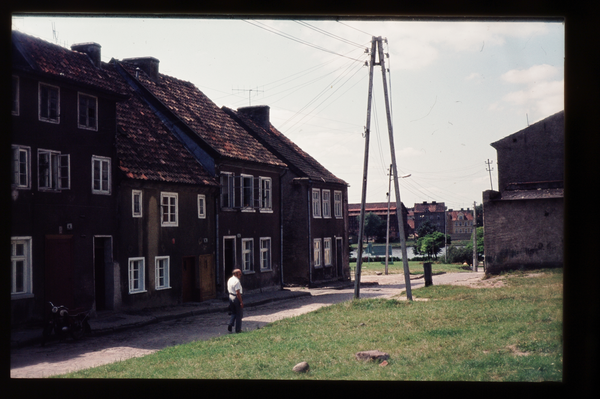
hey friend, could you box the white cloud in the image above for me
[501,64,559,84]
[465,72,483,82]
[396,147,426,158]
[502,79,564,119]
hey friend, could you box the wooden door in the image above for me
[182,256,195,303]
[336,237,344,278]
[199,254,216,301]
[44,235,74,308]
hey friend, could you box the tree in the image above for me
[414,231,448,260]
[415,219,436,238]
[358,212,386,242]
[466,226,484,259]
[475,204,483,227]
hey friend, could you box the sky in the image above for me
[12,15,564,210]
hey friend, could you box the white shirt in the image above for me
[227,275,242,298]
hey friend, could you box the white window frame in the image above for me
[91,155,111,195]
[259,177,272,211]
[38,82,60,123]
[241,174,254,210]
[12,145,30,189]
[334,190,343,219]
[11,237,33,298]
[198,194,206,219]
[260,237,272,271]
[155,256,171,290]
[314,238,322,268]
[312,189,322,218]
[132,190,143,217]
[12,75,19,116]
[242,238,254,273]
[38,149,70,191]
[322,190,331,218]
[128,257,146,294]
[324,238,332,267]
[220,172,234,209]
[78,92,98,131]
[161,192,179,227]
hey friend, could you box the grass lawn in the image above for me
[56,268,562,381]
[350,259,472,277]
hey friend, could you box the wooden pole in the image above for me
[385,164,392,275]
[473,201,478,272]
[354,37,377,300]
[377,37,412,300]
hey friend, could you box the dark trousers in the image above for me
[228,297,243,333]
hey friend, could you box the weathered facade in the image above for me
[446,208,475,241]
[114,60,287,296]
[10,31,129,325]
[224,106,350,286]
[483,110,564,274]
[412,201,447,236]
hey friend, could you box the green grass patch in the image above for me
[56,269,563,381]
[350,259,469,276]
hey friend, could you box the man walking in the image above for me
[227,269,244,333]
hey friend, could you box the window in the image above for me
[12,76,19,115]
[132,190,142,217]
[322,190,331,218]
[312,189,321,218]
[198,194,206,218]
[39,149,70,191]
[334,191,343,218]
[128,257,146,294]
[314,238,322,268]
[324,238,332,266]
[11,237,32,297]
[39,83,59,123]
[92,156,110,194]
[242,239,254,272]
[241,174,254,209]
[12,145,30,189]
[220,172,234,208]
[161,192,178,226]
[155,256,170,290]
[260,177,272,210]
[260,238,272,271]
[78,93,98,130]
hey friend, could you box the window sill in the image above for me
[259,209,273,214]
[128,290,147,295]
[260,268,273,273]
[242,270,256,275]
[11,293,34,300]
[155,286,172,291]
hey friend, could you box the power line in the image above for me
[336,21,376,37]
[293,20,368,49]
[243,20,367,63]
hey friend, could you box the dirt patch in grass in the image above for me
[450,275,505,289]
[506,344,530,356]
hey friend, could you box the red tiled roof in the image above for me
[12,30,129,97]
[224,107,347,186]
[114,73,217,186]
[117,62,285,168]
[447,210,474,221]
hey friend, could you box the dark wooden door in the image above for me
[199,254,216,301]
[182,256,195,303]
[44,235,74,308]
[336,238,344,278]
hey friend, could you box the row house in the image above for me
[223,106,350,286]
[112,58,287,296]
[10,31,129,324]
[446,208,474,241]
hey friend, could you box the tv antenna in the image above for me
[233,87,264,106]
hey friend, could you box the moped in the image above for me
[41,301,91,346]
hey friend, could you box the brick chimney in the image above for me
[71,42,102,68]
[237,105,270,130]
[122,57,160,82]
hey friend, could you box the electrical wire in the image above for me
[293,20,368,49]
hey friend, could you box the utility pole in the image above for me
[384,165,392,275]
[354,38,377,299]
[472,201,478,272]
[485,159,494,191]
[378,37,413,301]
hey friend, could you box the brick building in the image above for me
[483,110,564,274]
[412,201,447,237]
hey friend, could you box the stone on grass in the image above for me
[293,362,310,373]
[355,350,390,362]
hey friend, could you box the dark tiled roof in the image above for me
[114,74,217,186]
[414,202,446,213]
[12,30,129,97]
[224,107,347,186]
[116,62,285,168]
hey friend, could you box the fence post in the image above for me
[423,262,433,287]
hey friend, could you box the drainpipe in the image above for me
[279,168,287,287]
[215,194,220,293]
[307,181,313,286]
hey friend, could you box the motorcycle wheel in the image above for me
[70,322,84,340]
[41,323,53,347]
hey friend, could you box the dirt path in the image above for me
[10,272,485,378]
